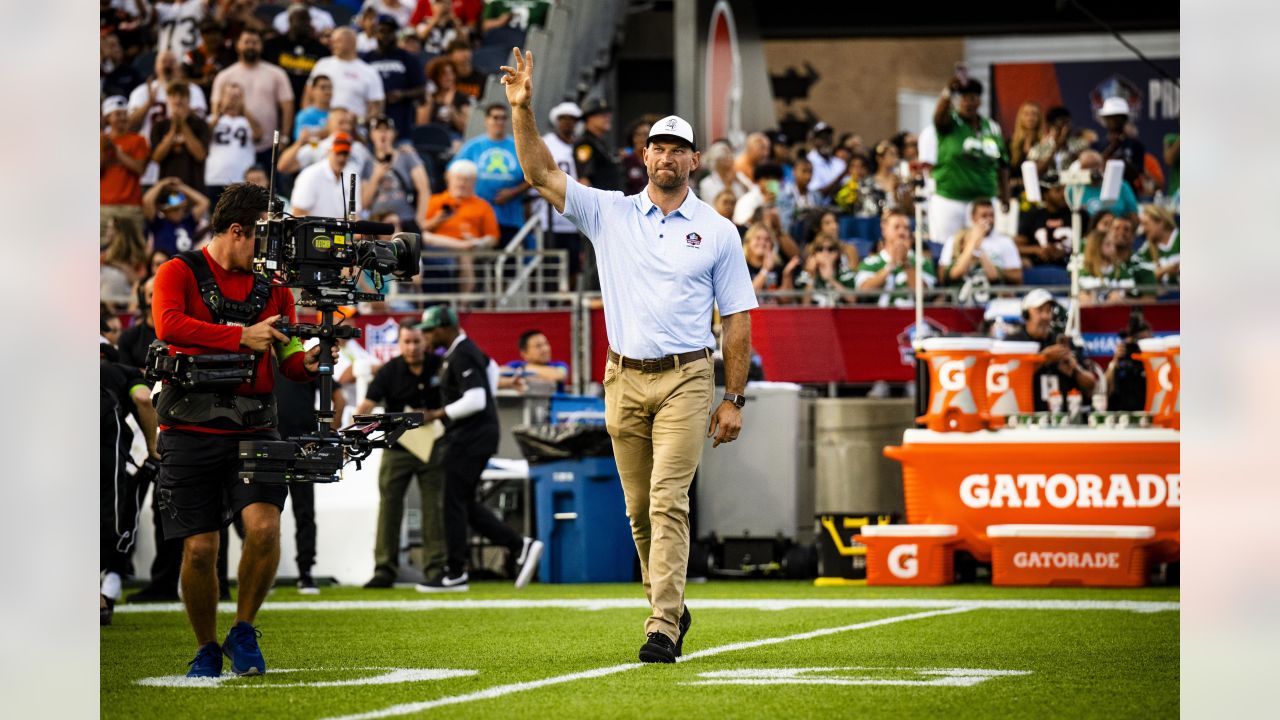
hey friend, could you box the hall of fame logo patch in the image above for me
[686,232,702,247]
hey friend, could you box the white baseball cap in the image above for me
[1021,288,1056,312]
[647,115,696,150]
[102,95,127,117]
[548,102,582,123]
[1099,96,1130,117]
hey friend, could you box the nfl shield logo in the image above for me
[364,318,402,363]
[685,232,702,247]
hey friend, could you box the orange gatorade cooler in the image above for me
[985,340,1043,427]
[987,524,1155,588]
[855,524,958,586]
[1158,335,1180,429]
[917,338,993,432]
[1136,337,1173,426]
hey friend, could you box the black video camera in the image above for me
[253,215,420,295]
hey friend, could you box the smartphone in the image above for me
[954,62,969,85]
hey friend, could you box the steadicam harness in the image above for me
[145,251,278,430]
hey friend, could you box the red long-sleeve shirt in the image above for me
[153,247,313,432]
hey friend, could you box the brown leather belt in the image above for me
[608,347,711,373]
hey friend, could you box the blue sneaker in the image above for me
[186,642,223,678]
[222,622,265,676]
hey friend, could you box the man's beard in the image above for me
[650,167,687,191]
[242,49,260,63]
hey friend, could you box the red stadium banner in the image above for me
[340,303,1179,385]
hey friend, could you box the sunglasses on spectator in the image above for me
[817,245,839,252]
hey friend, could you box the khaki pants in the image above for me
[374,444,447,581]
[603,351,714,642]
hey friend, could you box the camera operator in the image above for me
[1105,309,1153,411]
[151,182,333,678]
[1006,289,1097,411]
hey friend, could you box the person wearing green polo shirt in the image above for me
[855,209,937,307]
[929,76,1010,248]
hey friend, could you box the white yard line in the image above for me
[116,597,1179,615]
[320,607,975,720]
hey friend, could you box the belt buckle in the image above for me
[641,358,662,373]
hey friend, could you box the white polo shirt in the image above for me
[290,158,364,218]
[561,181,758,359]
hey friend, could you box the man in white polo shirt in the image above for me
[502,49,757,664]
[290,132,363,218]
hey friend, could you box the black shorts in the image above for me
[156,430,288,540]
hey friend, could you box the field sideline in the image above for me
[102,582,1179,719]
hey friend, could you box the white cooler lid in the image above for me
[986,524,1155,539]
[859,524,958,538]
[1162,334,1180,350]
[990,340,1041,355]
[920,337,993,352]
[1137,337,1166,353]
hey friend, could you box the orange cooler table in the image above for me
[987,524,1156,587]
[855,524,958,586]
[883,428,1180,563]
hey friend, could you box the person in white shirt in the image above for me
[272,0,335,35]
[277,107,375,177]
[290,132,364,218]
[155,0,206,56]
[308,28,385,122]
[534,101,584,288]
[805,122,846,199]
[205,82,261,199]
[939,199,1023,288]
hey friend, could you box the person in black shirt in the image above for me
[263,4,330,104]
[361,16,426,143]
[117,277,158,368]
[1014,173,1081,270]
[417,306,543,592]
[1098,97,1146,191]
[100,353,159,625]
[354,320,447,588]
[272,363,345,594]
[1006,289,1098,411]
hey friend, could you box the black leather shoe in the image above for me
[363,574,395,589]
[676,606,692,657]
[639,632,677,664]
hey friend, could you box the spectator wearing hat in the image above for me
[765,130,795,182]
[150,81,211,194]
[455,103,530,246]
[310,27,386,123]
[361,115,431,231]
[1015,171,1079,269]
[806,122,847,199]
[290,131,364,217]
[101,95,150,242]
[264,4,331,104]
[1098,96,1145,189]
[143,177,211,255]
[353,318,447,588]
[362,14,426,142]
[734,132,771,183]
[1006,289,1097,410]
[930,76,1011,249]
[210,29,295,168]
[419,159,499,294]
[574,98,623,191]
[529,102,586,289]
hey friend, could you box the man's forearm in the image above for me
[511,104,557,188]
[720,311,751,395]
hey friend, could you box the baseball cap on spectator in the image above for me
[958,79,984,96]
[647,115,696,150]
[332,132,353,154]
[581,98,611,118]
[375,13,398,28]
[766,130,790,147]
[102,95,127,117]
[1021,288,1056,313]
[416,305,457,331]
[811,121,833,136]
[1099,97,1130,117]
[548,101,582,123]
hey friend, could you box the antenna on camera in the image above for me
[266,130,281,216]
[348,173,357,222]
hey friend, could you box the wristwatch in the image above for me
[723,392,747,409]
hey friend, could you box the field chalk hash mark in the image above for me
[685,667,1032,687]
[115,598,1179,615]
[320,607,975,720]
[136,668,477,689]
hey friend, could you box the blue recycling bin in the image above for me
[531,455,636,584]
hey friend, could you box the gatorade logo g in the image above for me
[1157,363,1173,392]
[987,362,1010,394]
[887,543,919,579]
[938,360,967,392]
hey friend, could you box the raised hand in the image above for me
[499,47,534,109]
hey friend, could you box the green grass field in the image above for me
[103,581,1178,719]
